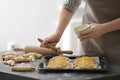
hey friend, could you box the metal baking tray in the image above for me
[38,55,109,72]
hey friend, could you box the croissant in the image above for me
[2,60,15,66]
[11,63,36,72]
[13,56,30,63]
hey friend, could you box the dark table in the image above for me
[0,54,120,80]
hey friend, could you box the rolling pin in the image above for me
[14,46,73,55]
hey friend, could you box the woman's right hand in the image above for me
[40,33,61,48]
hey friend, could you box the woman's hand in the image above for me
[40,33,61,47]
[79,24,105,41]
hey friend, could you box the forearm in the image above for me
[102,18,120,34]
[54,8,73,38]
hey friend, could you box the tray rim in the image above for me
[38,55,109,72]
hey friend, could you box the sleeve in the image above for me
[62,0,81,13]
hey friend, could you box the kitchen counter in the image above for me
[0,53,120,80]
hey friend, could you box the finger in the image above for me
[40,43,46,47]
[78,30,91,38]
[80,34,92,41]
[49,43,57,46]
[79,23,96,37]
[40,37,50,47]
[40,42,46,47]
[80,29,91,36]
[89,23,95,27]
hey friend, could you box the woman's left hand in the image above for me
[79,24,105,41]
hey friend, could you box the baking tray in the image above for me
[38,55,109,72]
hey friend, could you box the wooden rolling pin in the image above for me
[14,46,73,55]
